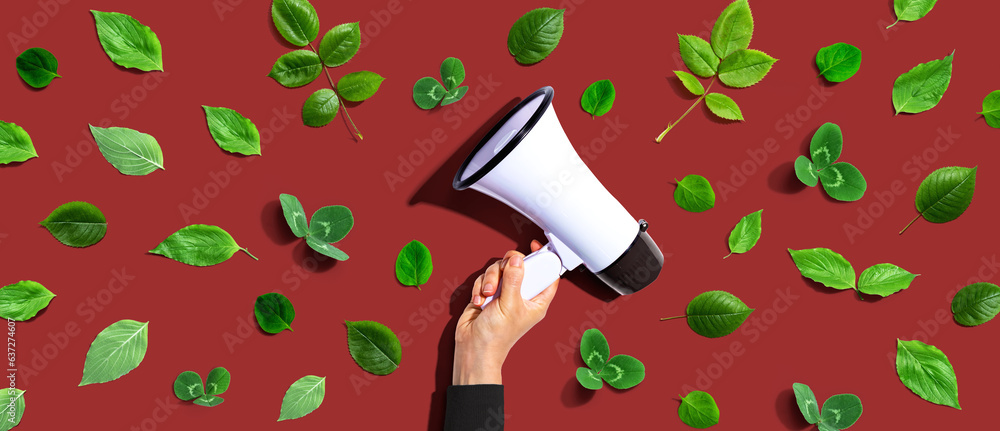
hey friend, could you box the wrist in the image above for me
[453,344,506,385]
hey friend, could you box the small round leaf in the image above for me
[254,293,295,334]
[302,89,340,127]
[16,47,60,88]
[413,77,446,109]
[173,371,204,401]
[678,390,720,428]
[674,175,715,212]
[345,320,402,375]
[951,282,1000,327]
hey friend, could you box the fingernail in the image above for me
[473,295,483,306]
[511,255,523,267]
[484,283,494,295]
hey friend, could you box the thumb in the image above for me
[498,252,525,310]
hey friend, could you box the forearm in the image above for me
[453,344,505,385]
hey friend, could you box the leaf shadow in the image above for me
[775,388,811,430]
[18,79,46,92]
[260,199,299,246]
[23,301,52,323]
[799,276,840,296]
[292,240,337,273]
[700,103,742,126]
[768,161,807,195]
[0,160,31,170]
[560,376,597,407]
[666,76,700,101]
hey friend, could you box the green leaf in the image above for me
[816,43,862,83]
[337,71,384,102]
[89,125,164,176]
[79,319,148,386]
[271,0,320,46]
[674,71,705,96]
[792,383,820,424]
[279,193,309,238]
[710,0,754,60]
[150,224,257,266]
[978,90,1000,128]
[684,290,754,338]
[173,371,204,401]
[507,8,565,65]
[678,390,720,428]
[16,47,60,88]
[890,0,938,27]
[580,328,610,372]
[0,120,37,164]
[819,162,867,202]
[413,77,446,109]
[892,51,954,115]
[601,354,645,389]
[268,50,323,88]
[857,264,918,297]
[820,394,863,429]
[40,201,107,248]
[90,10,163,71]
[440,57,465,91]
[440,86,468,106]
[677,34,719,78]
[795,156,818,187]
[0,280,55,321]
[193,394,225,407]
[913,166,976,225]
[306,236,349,260]
[787,248,856,290]
[345,320,402,375]
[202,106,261,156]
[951,283,1000,327]
[308,205,353,243]
[581,79,616,118]
[704,93,743,121]
[278,375,325,421]
[205,367,231,396]
[302,89,339,127]
[318,22,360,67]
[674,174,715,212]
[717,49,776,88]
[576,367,603,390]
[726,209,762,258]
[895,339,960,409]
[809,122,843,170]
[817,422,838,431]
[395,240,433,289]
[254,293,295,334]
[0,388,25,431]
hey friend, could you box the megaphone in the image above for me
[453,87,663,306]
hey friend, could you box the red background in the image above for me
[2,0,997,429]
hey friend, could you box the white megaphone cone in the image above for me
[453,87,663,306]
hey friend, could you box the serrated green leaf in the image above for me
[0,120,37,164]
[16,47,60,88]
[80,319,148,386]
[674,71,705,96]
[0,280,55,321]
[816,43,862,83]
[337,71,384,102]
[951,283,1000,327]
[203,106,261,156]
[271,0,320,46]
[254,293,295,334]
[345,320,402,375]
[979,90,1000,128]
[413,77,446,109]
[684,290,754,338]
[913,166,976,225]
[173,371,204,401]
[821,393,863,429]
[896,339,960,409]
[717,49,776,88]
[580,328,610,372]
[892,51,953,115]
[0,388,26,431]
[150,224,256,266]
[787,248,856,290]
[581,79,616,118]
[40,201,107,248]
[302,89,339,127]
[795,156,818,187]
[726,209,762,257]
[704,93,743,121]
[674,174,715,212]
[601,354,644,389]
[857,264,917,297]
[90,11,162,71]
[279,193,309,238]
[318,22,360,67]
[710,0,753,60]
[395,240,433,288]
[305,236,349,260]
[507,8,565,65]
[889,0,938,28]
[819,162,867,202]
[89,125,164,176]
[678,390,720,428]
[278,375,325,421]
[308,205,353,243]
[809,123,843,170]
[793,383,820,424]
[678,34,718,78]
[576,367,603,390]
[205,367,231,396]
[440,57,465,91]
[440,86,468,106]
[268,50,322,88]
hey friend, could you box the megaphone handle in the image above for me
[481,243,564,308]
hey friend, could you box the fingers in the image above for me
[476,260,502,307]
[470,274,485,307]
[530,240,543,252]
[498,251,526,309]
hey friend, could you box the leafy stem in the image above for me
[659,315,687,321]
[241,248,260,261]
[656,78,716,143]
[886,19,900,29]
[307,43,364,141]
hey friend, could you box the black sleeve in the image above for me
[443,384,504,431]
